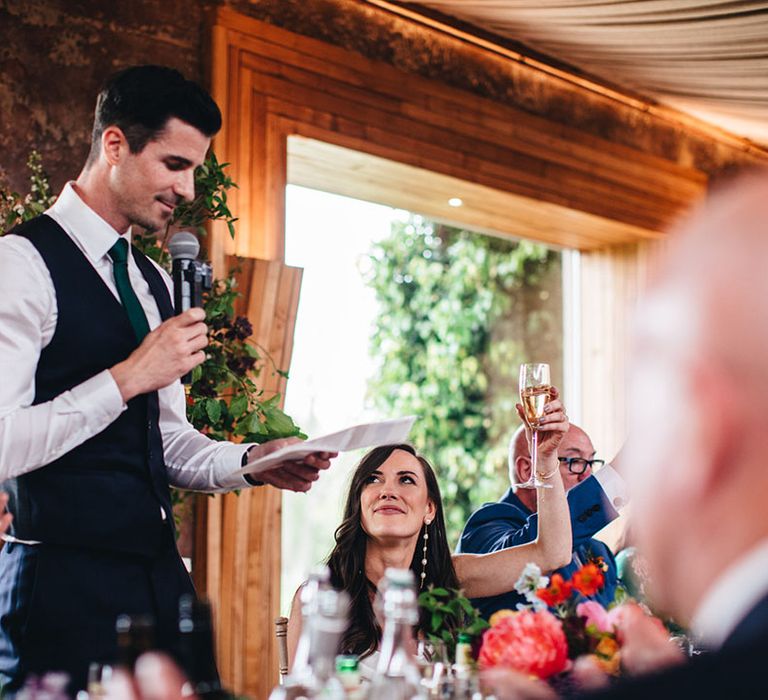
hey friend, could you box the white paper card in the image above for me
[236,415,417,476]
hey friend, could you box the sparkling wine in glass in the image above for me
[512,363,553,489]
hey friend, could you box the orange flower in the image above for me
[536,574,573,607]
[478,609,569,679]
[595,636,620,659]
[593,637,621,675]
[571,563,605,597]
[587,650,621,676]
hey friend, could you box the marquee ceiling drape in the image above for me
[406,0,768,145]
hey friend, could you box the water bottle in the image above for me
[367,568,424,700]
[269,567,348,699]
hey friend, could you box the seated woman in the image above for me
[287,391,571,667]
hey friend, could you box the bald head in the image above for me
[627,169,768,624]
[510,423,595,510]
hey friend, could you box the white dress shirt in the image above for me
[0,182,248,491]
[691,538,768,650]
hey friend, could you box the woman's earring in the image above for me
[420,520,431,589]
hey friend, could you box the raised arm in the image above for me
[452,392,572,598]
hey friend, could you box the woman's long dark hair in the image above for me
[326,443,460,658]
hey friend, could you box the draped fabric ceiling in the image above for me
[407,0,768,146]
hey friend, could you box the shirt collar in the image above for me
[46,182,131,263]
[691,538,768,650]
[501,487,531,513]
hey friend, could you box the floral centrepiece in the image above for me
[478,562,656,681]
[478,609,568,679]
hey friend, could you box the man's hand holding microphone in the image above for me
[109,232,335,493]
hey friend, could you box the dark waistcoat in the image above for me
[4,214,175,556]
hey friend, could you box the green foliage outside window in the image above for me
[365,216,562,542]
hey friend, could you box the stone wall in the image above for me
[0,0,210,192]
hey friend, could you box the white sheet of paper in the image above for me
[236,415,417,476]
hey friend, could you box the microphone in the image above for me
[169,232,201,314]
[169,232,212,384]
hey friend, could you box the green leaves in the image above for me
[170,151,238,238]
[204,399,223,424]
[417,586,489,660]
[229,393,248,417]
[179,274,304,445]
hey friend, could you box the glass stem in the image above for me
[531,429,538,482]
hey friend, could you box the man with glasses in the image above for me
[457,423,627,618]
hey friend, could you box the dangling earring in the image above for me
[420,520,431,589]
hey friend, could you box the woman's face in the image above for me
[359,449,436,544]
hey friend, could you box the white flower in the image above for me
[514,562,550,601]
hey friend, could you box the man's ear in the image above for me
[515,456,532,483]
[101,125,129,166]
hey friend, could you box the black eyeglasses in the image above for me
[557,457,605,475]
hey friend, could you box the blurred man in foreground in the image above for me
[586,170,768,696]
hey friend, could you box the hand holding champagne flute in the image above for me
[513,362,553,489]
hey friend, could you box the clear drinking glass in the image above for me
[512,362,553,489]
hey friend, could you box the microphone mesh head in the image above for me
[168,231,200,260]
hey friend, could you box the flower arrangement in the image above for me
[478,608,568,679]
[478,562,661,681]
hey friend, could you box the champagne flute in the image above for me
[512,362,553,489]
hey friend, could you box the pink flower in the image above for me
[478,609,569,679]
[577,601,612,634]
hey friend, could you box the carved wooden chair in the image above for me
[275,616,289,683]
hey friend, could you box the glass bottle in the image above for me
[177,595,228,699]
[453,634,473,673]
[367,568,424,700]
[269,567,349,700]
[114,614,155,671]
[335,655,364,700]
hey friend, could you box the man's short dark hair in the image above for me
[87,65,222,162]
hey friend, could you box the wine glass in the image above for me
[512,362,553,489]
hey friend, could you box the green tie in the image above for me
[108,238,151,343]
